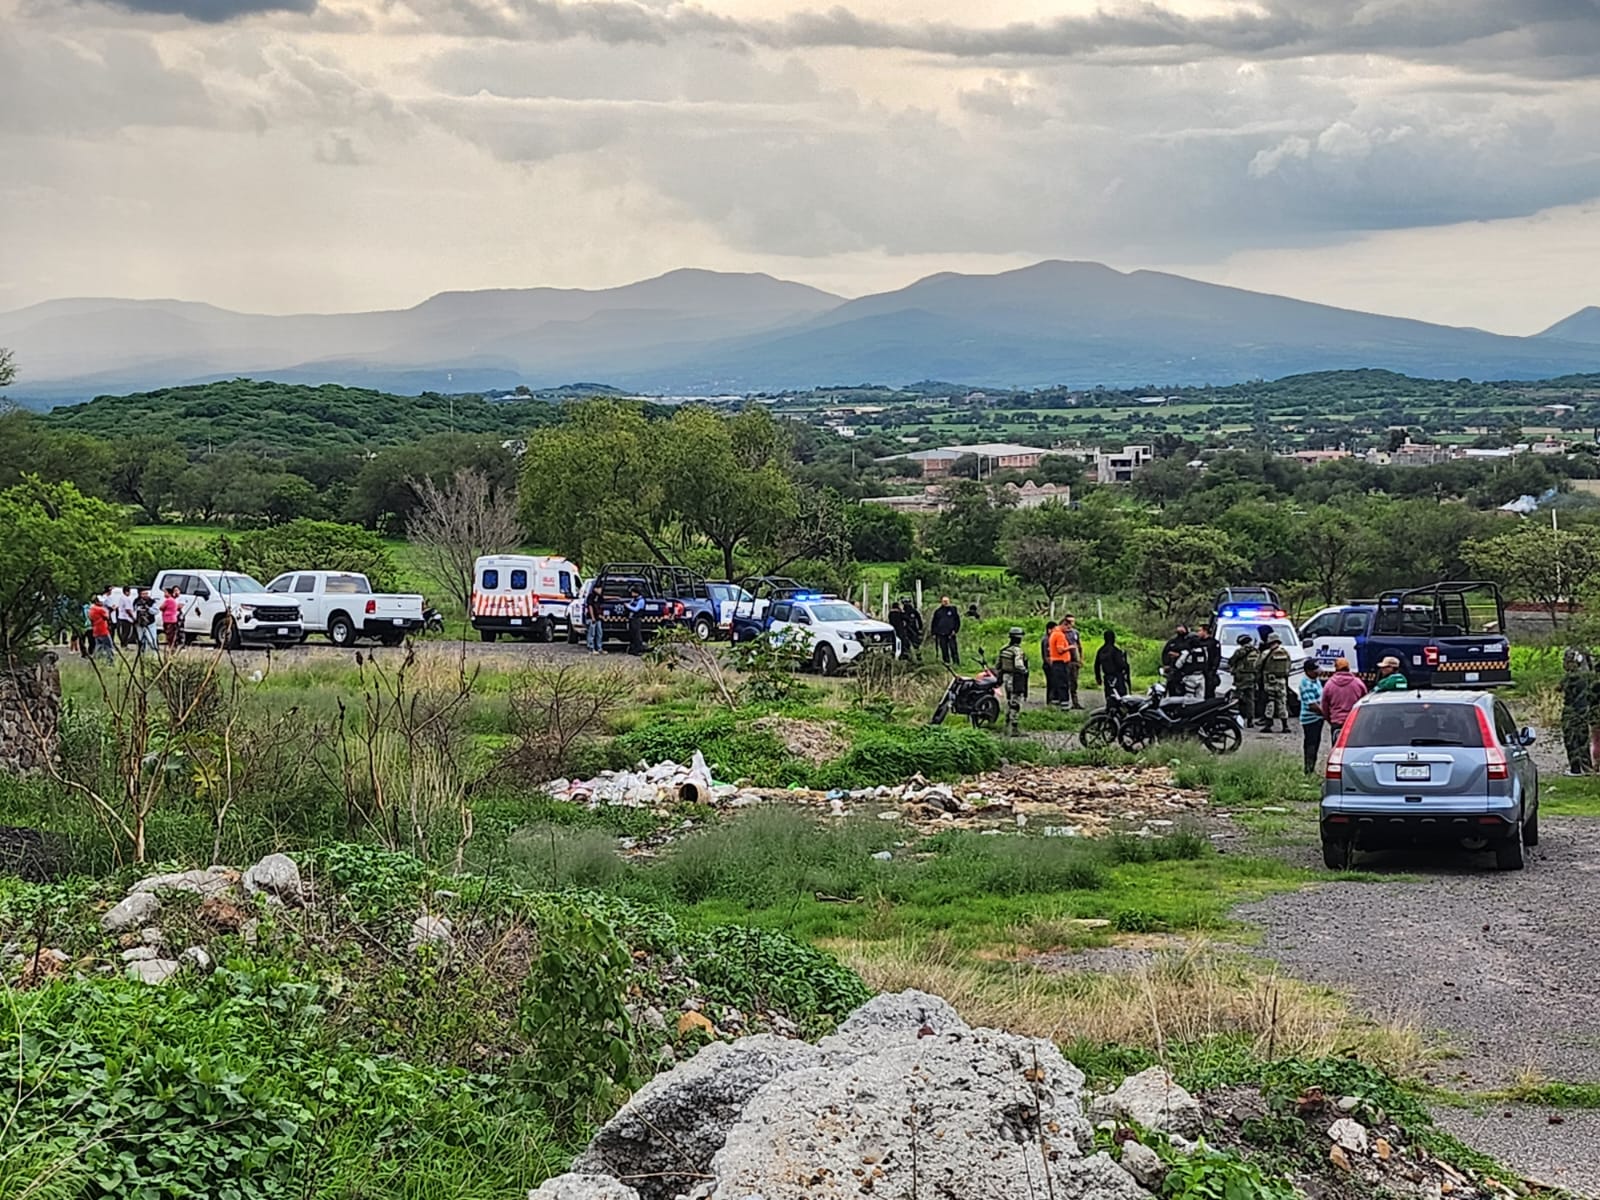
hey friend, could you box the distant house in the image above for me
[861,487,947,514]
[1002,481,1072,509]
[876,442,1056,478]
[1282,449,1353,466]
[1095,445,1154,484]
[1367,439,1453,468]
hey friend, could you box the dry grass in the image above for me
[828,933,1432,1077]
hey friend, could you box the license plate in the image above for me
[1464,672,1479,683]
[278,627,289,636]
[1396,764,1431,781]
[393,618,404,625]
[510,618,523,625]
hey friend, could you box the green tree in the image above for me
[1214,499,1305,583]
[1466,525,1600,627]
[0,477,128,657]
[347,435,517,533]
[1126,526,1245,619]
[663,407,797,581]
[1005,536,1084,606]
[519,400,670,566]
[0,410,114,494]
[928,481,1013,566]
[845,503,915,562]
[223,520,400,591]
[109,436,190,524]
[1299,506,1378,605]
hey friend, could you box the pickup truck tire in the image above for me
[566,624,580,644]
[534,618,553,643]
[692,614,715,641]
[479,630,498,643]
[327,614,356,647]
[212,615,241,650]
[814,643,839,676]
[1497,822,1526,870]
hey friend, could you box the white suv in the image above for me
[766,597,897,675]
[152,569,303,649]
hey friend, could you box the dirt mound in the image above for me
[749,716,848,765]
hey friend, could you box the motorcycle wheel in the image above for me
[1079,713,1120,749]
[970,695,1000,728]
[932,701,950,726]
[1198,717,1243,756]
[1118,717,1157,753]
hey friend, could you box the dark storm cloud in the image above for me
[404,0,1600,78]
[101,0,315,20]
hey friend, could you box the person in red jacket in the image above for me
[1319,658,1368,741]
[87,594,115,662]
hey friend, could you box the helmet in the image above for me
[1236,634,1253,645]
[1008,626,1024,639]
[1266,633,1282,645]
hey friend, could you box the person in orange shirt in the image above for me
[1047,621,1072,710]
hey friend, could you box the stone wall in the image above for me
[0,655,61,774]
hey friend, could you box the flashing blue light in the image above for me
[792,591,824,601]
[1221,605,1286,620]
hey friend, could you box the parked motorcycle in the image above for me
[421,606,445,635]
[1078,692,1142,749]
[932,652,1003,728]
[1115,684,1243,755]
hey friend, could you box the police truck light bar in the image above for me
[1220,606,1288,620]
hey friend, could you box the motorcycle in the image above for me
[1114,683,1243,755]
[421,606,445,635]
[1078,692,1143,749]
[932,652,1003,728]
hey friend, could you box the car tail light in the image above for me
[1423,645,1440,667]
[1475,706,1509,780]
[365,599,377,615]
[1325,710,1358,779]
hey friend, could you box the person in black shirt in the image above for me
[1093,630,1131,705]
[930,595,962,665]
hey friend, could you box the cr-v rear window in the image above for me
[1345,702,1482,748]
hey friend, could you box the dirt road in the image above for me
[1237,818,1600,1194]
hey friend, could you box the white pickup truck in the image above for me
[265,571,425,647]
[152,569,304,649]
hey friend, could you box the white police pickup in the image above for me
[765,595,898,675]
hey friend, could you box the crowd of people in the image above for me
[51,585,188,661]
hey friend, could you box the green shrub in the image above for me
[506,825,629,891]
[614,712,806,787]
[679,925,872,1030]
[918,833,1108,897]
[811,725,1001,789]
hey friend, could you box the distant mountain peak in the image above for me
[1540,306,1600,344]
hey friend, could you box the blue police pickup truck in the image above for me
[1296,581,1511,688]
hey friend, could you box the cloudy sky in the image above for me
[4,0,1600,332]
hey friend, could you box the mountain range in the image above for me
[5,262,1600,404]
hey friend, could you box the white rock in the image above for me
[709,1029,1134,1200]
[101,891,161,934]
[870,850,892,861]
[121,946,159,962]
[1119,1140,1166,1189]
[574,1036,827,1200]
[126,958,181,985]
[1328,1118,1369,1154]
[1336,1095,1362,1113]
[408,914,454,954]
[1091,1068,1203,1138]
[140,927,164,946]
[131,866,239,898]
[817,988,970,1061]
[179,946,213,972]
[243,854,302,905]
[527,1174,642,1200]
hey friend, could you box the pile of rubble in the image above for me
[542,760,1209,840]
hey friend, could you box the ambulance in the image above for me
[470,554,582,643]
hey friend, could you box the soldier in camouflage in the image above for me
[1260,633,1293,734]
[996,626,1029,738]
[1227,634,1259,728]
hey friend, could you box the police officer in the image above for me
[996,626,1029,737]
[625,586,647,656]
[1260,633,1292,733]
[1227,634,1259,727]
[1197,623,1221,700]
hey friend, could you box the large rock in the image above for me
[131,866,239,898]
[528,1175,640,1200]
[101,891,161,934]
[408,914,454,955]
[708,1029,1140,1200]
[816,987,970,1062]
[1091,1068,1203,1138]
[574,1035,827,1200]
[242,854,302,905]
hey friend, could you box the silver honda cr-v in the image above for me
[1320,690,1539,870]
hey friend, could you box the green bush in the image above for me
[811,725,1001,788]
[679,925,872,1030]
[220,519,400,591]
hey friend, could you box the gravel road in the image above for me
[1236,817,1600,1195]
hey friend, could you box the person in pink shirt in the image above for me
[1319,658,1368,740]
[159,588,183,651]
